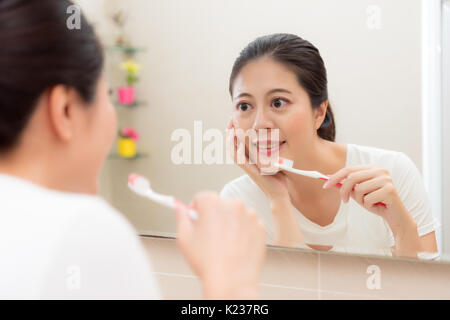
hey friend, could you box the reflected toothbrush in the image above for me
[274,158,333,182]
[274,157,387,208]
[128,173,198,220]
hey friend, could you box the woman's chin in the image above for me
[256,157,281,175]
[250,144,290,175]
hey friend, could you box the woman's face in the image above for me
[231,57,319,169]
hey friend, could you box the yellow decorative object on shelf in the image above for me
[117,126,139,158]
[117,137,137,158]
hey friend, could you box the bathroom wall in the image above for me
[142,236,450,299]
[77,0,425,236]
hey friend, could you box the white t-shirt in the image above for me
[0,174,160,299]
[220,144,440,256]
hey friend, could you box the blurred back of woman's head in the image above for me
[0,0,116,194]
[0,0,104,153]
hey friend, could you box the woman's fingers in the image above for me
[323,165,373,189]
[227,123,261,179]
[175,200,193,247]
[226,117,268,179]
[190,191,222,224]
[226,124,246,168]
[226,117,233,129]
[361,184,394,209]
[323,165,394,213]
[225,125,236,161]
[339,167,388,202]
[239,145,261,179]
[351,175,390,206]
[177,191,266,299]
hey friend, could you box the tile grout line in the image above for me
[259,283,378,298]
[152,270,380,299]
[318,252,321,300]
[152,271,197,279]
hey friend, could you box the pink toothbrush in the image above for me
[128,173,198,220]
[275,158,387,208]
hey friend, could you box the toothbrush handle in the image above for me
[320,178,387,208]
[174,199,198,220]
[188,209,198,220]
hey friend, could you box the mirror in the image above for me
[75,0,449,261]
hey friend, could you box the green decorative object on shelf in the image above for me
[108,152,149,160]
[106,45,147,56]
[113,100,147,108]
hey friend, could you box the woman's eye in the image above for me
[238,103,251,112]
[272,98,287,109]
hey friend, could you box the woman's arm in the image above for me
[384,200,422,258]
[270,197,304,248]
[419,231,438,252]
[226,119,304,248]
[391,232,438,258]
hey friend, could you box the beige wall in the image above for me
[78,0,424,236]
[143,237,450,299]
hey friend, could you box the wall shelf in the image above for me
[108,152,149,160]
[106,45,147,56]
[113,100,148,108]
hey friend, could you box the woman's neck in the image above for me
[0,147,97,195]
[285,139,347,202]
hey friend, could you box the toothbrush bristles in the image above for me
[128,173,139,185]
[128,173,151,190]
[278,157,294,168]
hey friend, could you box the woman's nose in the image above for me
[252,108,275,130]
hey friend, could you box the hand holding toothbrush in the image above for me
[128,174,266,299]
[323,166,413,228]
[175,192,266,299]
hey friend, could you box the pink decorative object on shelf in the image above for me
[121,126,139,141]
[117,86,135,105]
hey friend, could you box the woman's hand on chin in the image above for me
[226,119,290,204]
[226,119,303,248]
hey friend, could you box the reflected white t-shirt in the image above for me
[0,174,160,299]
[220,144,440,256]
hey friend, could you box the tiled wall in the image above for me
[141,236,450,299]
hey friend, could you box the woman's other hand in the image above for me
[323,165,421,257]
[226,118,289,204]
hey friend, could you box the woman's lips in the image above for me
[253,140,286,156]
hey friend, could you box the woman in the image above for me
[221,33,439,258]
[0,0,266,299]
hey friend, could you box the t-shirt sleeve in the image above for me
[219,181,241,199]
[387,152,440,247]
[39,198,161,299]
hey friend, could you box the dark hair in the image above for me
[0,0,104,152]
[229,33,335,142]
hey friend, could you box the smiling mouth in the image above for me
[252,140,286,155]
